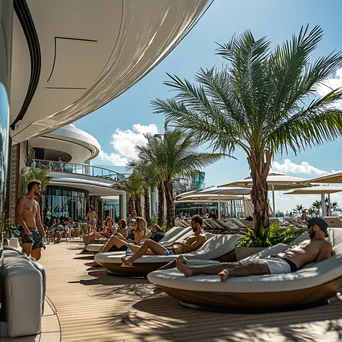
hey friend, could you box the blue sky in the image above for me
[76,0,342,213]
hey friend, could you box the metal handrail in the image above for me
[31,159,125,181]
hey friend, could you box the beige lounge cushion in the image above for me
[148,228,342,294]
[95,233,241,265]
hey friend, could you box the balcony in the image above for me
[32,159,125,182]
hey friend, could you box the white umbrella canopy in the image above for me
[284,186,342,195]
[309,170,342,184]
[284,186,342,216]
[219,173,311,214]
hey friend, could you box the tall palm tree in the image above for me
[311,200,322,216]
[152,25,342,234]
[137,130,225,230]
[134,135,165,226]
[128,160,156,226]
[293,204,306,214]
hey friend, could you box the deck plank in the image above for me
[40,240,342,342]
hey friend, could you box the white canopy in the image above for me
[219,173,311,214]
[309,171,342,184]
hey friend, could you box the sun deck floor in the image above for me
[39,239,342,342]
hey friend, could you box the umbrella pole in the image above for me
[272,184,275,217]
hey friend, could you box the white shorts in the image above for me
[239,257,292,274]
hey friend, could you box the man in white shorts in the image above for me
[176,218,332,282]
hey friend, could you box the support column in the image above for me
[119,193,127,220]
[321,194,326,217]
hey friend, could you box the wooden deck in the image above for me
[40,240,342,342]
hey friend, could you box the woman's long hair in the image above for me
[135,217,147,236]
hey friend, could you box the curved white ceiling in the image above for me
[10,0,213,144]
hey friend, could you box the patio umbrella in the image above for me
[309,170,342,184]
[177,187,251,219]
[284,186,342,216]
[219,173,311,214]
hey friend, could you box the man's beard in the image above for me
[192,227,197,232]
[309,230,315,240]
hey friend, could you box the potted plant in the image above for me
[235,223,305,261]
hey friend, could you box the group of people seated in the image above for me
[83,211,333,282]
[46,217,81,243]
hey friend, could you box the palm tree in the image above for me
[293,204,306,214]
[20,167,50,196]
[331,202,342,214]
[307,207,316,216]
[128,161,156,226]
[152,25,342,234]
[134,135,166,226]
[311,200,322,216]
[112,173,144,217]
[137,130,225,230]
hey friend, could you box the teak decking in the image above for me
[40,240,342,342]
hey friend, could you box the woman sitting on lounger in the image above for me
[115,219,128,240]
[81,218,116,252]
[99,216,147,253]
[121,215,207,267]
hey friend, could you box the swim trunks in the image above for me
[164,248,175,256]
[19,227,46,250]
[239,256,297,274]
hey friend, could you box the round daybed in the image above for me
[86,226,193,253]
[148,228,342,310]
[94,233,241,275]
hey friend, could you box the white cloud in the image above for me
[271,159,327,175]
[98,150,128,166]
[99,123,159,166]
[315,67,342,108]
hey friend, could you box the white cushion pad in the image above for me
[95,233,241,265]
[148,228,342,293]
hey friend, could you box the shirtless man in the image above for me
[121,215,207,267]
[86,206,97,234]
[16,179,46,260]
[176,217,332,282]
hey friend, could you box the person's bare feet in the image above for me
[121,256,133,267]
[176,259,193,277]
[177,255,187,265]
[218,269,230,282]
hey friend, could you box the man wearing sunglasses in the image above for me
[176,217,333,282]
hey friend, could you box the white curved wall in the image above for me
[29,124,100,163]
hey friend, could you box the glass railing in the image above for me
[32,159,126,181]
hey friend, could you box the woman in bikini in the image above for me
[98,216,147,253]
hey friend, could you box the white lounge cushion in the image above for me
[2,250,44,337]
[148,228,342,294]
[86,226,193,251]
[95,233,241,265]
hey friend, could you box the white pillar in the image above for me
[321,194,326,217]
[272,183,275,217]
[119,193,127,220]
[218,195,221,220]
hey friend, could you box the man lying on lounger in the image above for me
[121,215,207,267]
[176,218,332,282]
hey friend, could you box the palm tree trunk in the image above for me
[164,180,175,230]
[157,181,164,227]
[248,150,272,235]
[135,195,142,216]
[144,188,151,226]
[128,196,134,215]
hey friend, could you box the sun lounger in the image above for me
[147,228,342,310]
[323,216,342,228]
[94,233,242,275]
[86,227,193,253]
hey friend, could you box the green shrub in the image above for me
[238,223,305,248]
